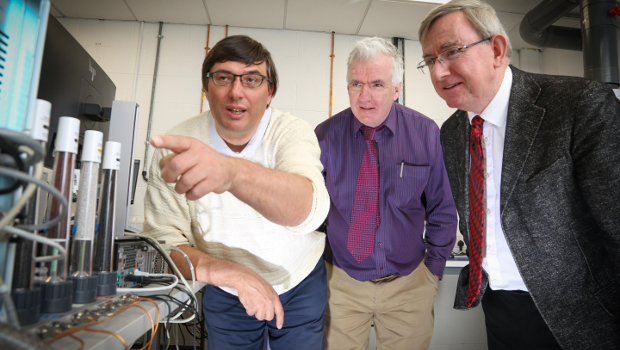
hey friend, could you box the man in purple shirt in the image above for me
[315,37,457,350]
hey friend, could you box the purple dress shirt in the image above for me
[315,103,457,281]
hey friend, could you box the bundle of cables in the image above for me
[0,129,70,330]
[122,232,206,350]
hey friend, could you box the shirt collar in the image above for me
[208,107,272,158]
[467,67,513,127]
[351,102,397,137]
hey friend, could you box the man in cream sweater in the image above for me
[143,35,330,349]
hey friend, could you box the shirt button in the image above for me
[378,242,382,246]
[485,173,490,179]
[486,208,491,214]
[484,137,489,143]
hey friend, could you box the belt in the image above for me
[369,275,400,283]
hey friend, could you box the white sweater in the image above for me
[143,107,329,295]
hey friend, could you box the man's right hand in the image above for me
[233,265,285,329]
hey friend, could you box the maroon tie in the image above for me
[347,125,382,263]
[468,115,485,307]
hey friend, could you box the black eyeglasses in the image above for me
[206,72,270,88]
[417,37,492,74]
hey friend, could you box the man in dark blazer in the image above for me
[418,1,620,349]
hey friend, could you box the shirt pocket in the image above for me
[392,164,430,208]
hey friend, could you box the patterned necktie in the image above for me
[347,125,382,263]
[468,115,485,307]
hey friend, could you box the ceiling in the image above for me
[49,0,583,50]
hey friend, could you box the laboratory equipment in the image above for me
[38,116,79,313]
[92,141,121,296]
[68,130,102,304]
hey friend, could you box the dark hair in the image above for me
[202,35,278,99]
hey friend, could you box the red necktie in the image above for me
[468,115,485,307]
[347,125,382,263]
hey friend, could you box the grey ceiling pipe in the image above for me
[520,0,619,87]
[581,0,619,87]
[519,0,582,51]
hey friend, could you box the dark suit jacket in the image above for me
[440,66,620,350]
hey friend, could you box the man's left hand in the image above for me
[151,134,237,200]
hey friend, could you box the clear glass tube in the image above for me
[93,168,118,273]
[69,160,99,278]
[45,151,75,283]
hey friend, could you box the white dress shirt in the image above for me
[467,67,528,291]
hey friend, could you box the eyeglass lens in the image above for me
[211,72,265,88]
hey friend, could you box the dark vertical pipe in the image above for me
[580,0,620,87]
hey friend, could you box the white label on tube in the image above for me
[73,169,80,195]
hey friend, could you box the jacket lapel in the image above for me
[454,111,470,221]
[500,67,545,215]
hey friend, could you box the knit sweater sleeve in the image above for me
[142,147,195,247]
[270,111,330,234]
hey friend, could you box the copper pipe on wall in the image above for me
[200,24,211,113]
[225,25,229,37]
[329,31,335,118]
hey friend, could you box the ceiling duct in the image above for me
[519,0,581,51]
[520,0,619,87]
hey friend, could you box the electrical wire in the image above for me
[117,273,178,293]
[137,297,161,350]
[150,291,200,345]
[123,232,198,315]
[163,244,196,292]
[0,165,68,231]
[130,304,156,350]
[68,335,85,350]
[84,328,128,350]
[0,128,44,165]
[46,301,139,348]
[0,137,26,194]
[0,129,43,197]
[0,162,41,233]
[1,225,67,262]
[46,297,161,350]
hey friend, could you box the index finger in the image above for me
[150,134,193,154]
[274,297,284,329]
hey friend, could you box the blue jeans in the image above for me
[203,259,327,350]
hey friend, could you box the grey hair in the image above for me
[418,0,512,60]
[346,37,404,86]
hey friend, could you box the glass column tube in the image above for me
[40,116,79,313]
[68,130,102,303]
[93,141,121,295]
